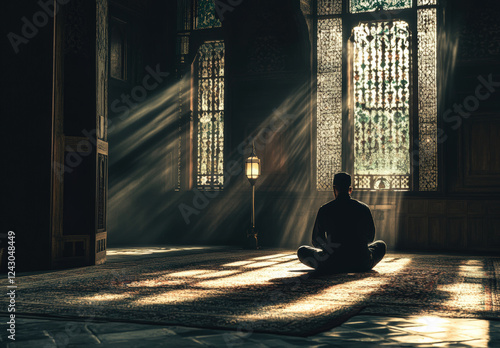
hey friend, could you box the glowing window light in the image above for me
[316,1,439,192]
[350,0,412,13]
[239,257,412,320]
[417,7,438,191]
[196,0,221,29]
[352,21,411,190]
[251,253,290,260]
[316,17,343,191]
[243,261,278,268]
[196,41,225,189]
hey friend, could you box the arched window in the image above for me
[316,0,438,191]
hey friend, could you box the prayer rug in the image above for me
[3,250,499,336]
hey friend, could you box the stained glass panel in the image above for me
[317,18,343,191]
[418,8,438,191]
[417,0,437,5]
[352,21,411,190]
[197,41,225,189]
[318,0,342,15]
[350,0,412,13]
[196,0,221,29]
[316,0,439,192]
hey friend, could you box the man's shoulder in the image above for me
[351,198,371,210]
[319,199,336,210]
[320,197,371,211]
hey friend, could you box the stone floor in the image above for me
[2,246,499,347]
[2,313,499,347]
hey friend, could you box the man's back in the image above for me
[313,193,375,254]
[298,172,386,273]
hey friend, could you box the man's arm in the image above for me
[311,209,325,248]
[366,206,376,243]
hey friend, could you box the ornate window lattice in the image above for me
[317,18,343,191]
[196,0,221,29]
[417,0,437,5]
[350,0,412,13]
[417,8,438,191]
[196,41,225,189]
[317,0,342,15]
[316,0,439,191]
[353,21,411,190]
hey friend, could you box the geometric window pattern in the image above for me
[197,41,225,189]
[352,21,411,190]
[316,18,343,191]
[417,0,436,5]
[196,0,221,29]
[316,0,439,191]
[317,0,342,15]
[350,0,412,13]
[417,8,438,191]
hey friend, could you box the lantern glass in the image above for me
[245,156,261,180]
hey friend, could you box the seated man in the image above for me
[297,172,386,273]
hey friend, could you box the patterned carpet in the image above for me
[4,250,500,336]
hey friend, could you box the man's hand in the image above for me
[313,235,341,255]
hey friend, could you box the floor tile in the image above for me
[97,327,177,343]
[389,334,444,344]
[3,249,500,347]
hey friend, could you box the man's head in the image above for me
[333,172,352,197]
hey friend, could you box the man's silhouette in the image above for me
[297,172,386,273]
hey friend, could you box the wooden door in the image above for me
[51,0,109,268]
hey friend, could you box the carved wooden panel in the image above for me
[62,149,93,236]
[97,154,108,231]
[446,217,467,249]
[467,218,485,249]
[447,200,467,215]
[371,205,397,250]
[408,217,429,248]
[53,235,90,268]
[428,217,447,249]
[95,231,107,265]
[467,119,500,174]
[487,218,500,248]
[428,200,446,215]
[461,117,500,188]
[408,200,428,215]
[397,198,500,252]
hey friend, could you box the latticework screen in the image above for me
[352,21,411,190]
[196,0,221,29]
[417,8,438,191]
[317,0,342,15]
[316,18,343,191]
[316,0,439,191]
[197,41,225,189]
[350,0,412,13]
